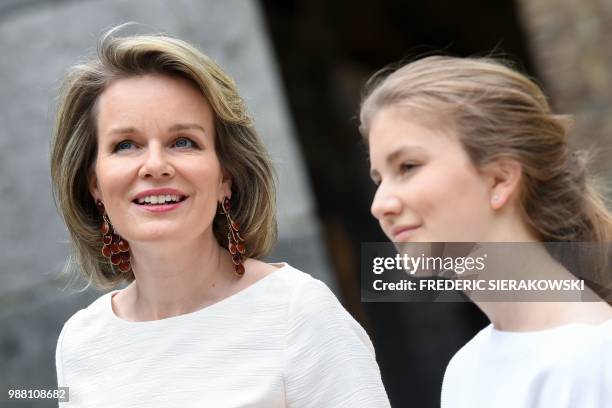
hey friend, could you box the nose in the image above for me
[138,143,175,179]
[370,181,402,221]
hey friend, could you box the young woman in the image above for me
[51,27,390,407]
[360,56,612,407]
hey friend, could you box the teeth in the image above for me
[136,194,183,205]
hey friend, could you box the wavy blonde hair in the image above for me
[51,26,277,290]
[360,56,612,296]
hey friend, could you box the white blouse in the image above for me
[442,318,612,407]
[56,264,390,407]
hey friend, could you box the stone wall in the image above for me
[518,0,612,186]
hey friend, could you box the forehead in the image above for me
[95,74,213,132]
[368,106,462,161]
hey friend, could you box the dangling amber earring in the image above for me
[96,200,131,273]
[219,197,246,276]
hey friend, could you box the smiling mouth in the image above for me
[132,195,188,206]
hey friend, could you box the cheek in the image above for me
[191,159,222,183]
[95,160,132,196]
[94,159,116,197]
[407,165,458,217]
[417,163,490,235]
[184,158,224,198]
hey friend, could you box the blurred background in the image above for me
[1,0,610,407]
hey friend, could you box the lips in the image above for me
[390,225,421,241]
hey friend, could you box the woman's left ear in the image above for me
[484,158,523,210]
[220,171,232,201]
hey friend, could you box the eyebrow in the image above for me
[369,145,426,180]
[168,123,206,134]
[107,123,207,136]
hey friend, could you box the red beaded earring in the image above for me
[219,197,246,276]
[96,200,131,273]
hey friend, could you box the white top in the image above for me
[441,318,612,408]
[55,264,390,407]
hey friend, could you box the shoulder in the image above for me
[55,291,114,383]
[258,262,341,308]
[278,265,390,406]
[239,262,369,344]
[242,258,279,283]
[444,324,491,379]
[542,320,612,369]
[278,264,373,349]
[448,323,491,361]
[279,264,351,319]
[58,292,110,330]
[530,322,612,404]
[56,291,115,354]
[552,320,612,374]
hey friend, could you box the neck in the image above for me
[466,243,612,331]
[124,232,237,320]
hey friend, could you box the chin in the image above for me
[126,226,182,243]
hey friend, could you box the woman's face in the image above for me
[90,74,230,245]
[368,106,498,242]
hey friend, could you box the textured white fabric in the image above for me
[441,318,612,408]
[56,264,390,407]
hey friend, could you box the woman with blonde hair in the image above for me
[360,56,612,407]
[51,26,390,407]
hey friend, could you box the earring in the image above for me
[219,197,246,276]
[491,195,501,207]
[96,201,131,273]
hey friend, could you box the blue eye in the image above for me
[173,137,197,148]
[114,140,135,152]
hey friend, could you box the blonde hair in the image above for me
[51,26,277,290]
[360,56,612,295]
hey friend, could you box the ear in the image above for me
[482,158,523,210]
[219,169,232,201]
[89,169,101,203]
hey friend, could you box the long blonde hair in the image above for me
[360,56,612,296]
[51,26,277,290]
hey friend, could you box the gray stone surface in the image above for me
[0,0,333,403]
[0,283,98,408]
[517,0,612,185]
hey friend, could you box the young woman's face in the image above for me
[90,74,230,245]
[368,106,497,242]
